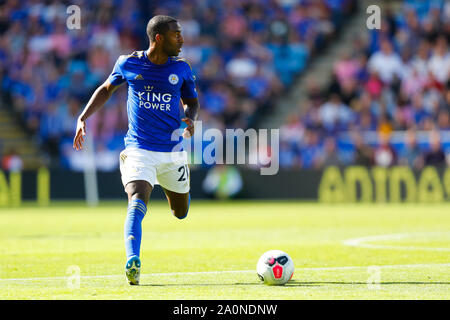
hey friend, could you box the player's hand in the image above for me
[73,117,86,150]
[181,117,194,138]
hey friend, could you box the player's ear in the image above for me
[155,34,163,43]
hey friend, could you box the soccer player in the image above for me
[73,16,199,285]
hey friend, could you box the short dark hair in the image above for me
[146,15,178,42]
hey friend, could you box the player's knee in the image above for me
[125,181,151,203]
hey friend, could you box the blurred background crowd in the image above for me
[280,0,450,169]
[0,0,449,172]
[0,0,355,170]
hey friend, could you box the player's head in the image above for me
[146,15,183,56]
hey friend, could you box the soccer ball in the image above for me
[256,250,294,285]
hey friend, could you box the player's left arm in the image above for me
[180,61,200,138]
[181,97,199,138]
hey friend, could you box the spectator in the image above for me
[318,93,354,132]
[401,67,428,97]
[437,110,450,130]
[1,148,23,172]
[352,132,373,166]
[407,40,430,79]
[333,51,359,85]
[411,92,430,129]
[280,113,304,146]
[427,36,450,86]
[367,39,405,85]
[424,131,447,166]
[399,130,424,169]
[279,140,301,168]
[374,132,397,167]
[299,129,323,169]
[364,70,384,99]
[318,136,342,167]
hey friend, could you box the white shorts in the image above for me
[119,147,190,194]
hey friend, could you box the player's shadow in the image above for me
[139,280,449,287]
[141,282,317,287]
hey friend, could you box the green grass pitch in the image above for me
[0,201,449,299]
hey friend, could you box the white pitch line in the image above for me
[1,263,449,283]
[343,232,450,252]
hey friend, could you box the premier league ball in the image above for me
[256,250,294,285]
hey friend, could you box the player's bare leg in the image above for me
[125,180,152,205]
[124,180,152,285]
[162,188,190,219]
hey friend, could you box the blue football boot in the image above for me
[125,256,141,285]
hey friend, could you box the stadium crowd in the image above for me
[0,0,355,170]
[279,0,450,169]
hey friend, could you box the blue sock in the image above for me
[124,199,147,259]
[186,194,191,216]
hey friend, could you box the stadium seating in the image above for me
[279,0,450,168]
[0,0,354,170]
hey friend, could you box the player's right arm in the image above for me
[73,80,122,151]
[73,55,127,151]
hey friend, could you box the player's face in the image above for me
[162,22,184,56]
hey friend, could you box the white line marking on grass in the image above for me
[1,263,449,283]
[343,232,450,252]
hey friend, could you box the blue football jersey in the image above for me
[107,50,198,152]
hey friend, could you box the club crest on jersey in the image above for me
[168,74,179,85]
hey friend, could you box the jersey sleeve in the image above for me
[180,63,198,99]
[107,56,127,86]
